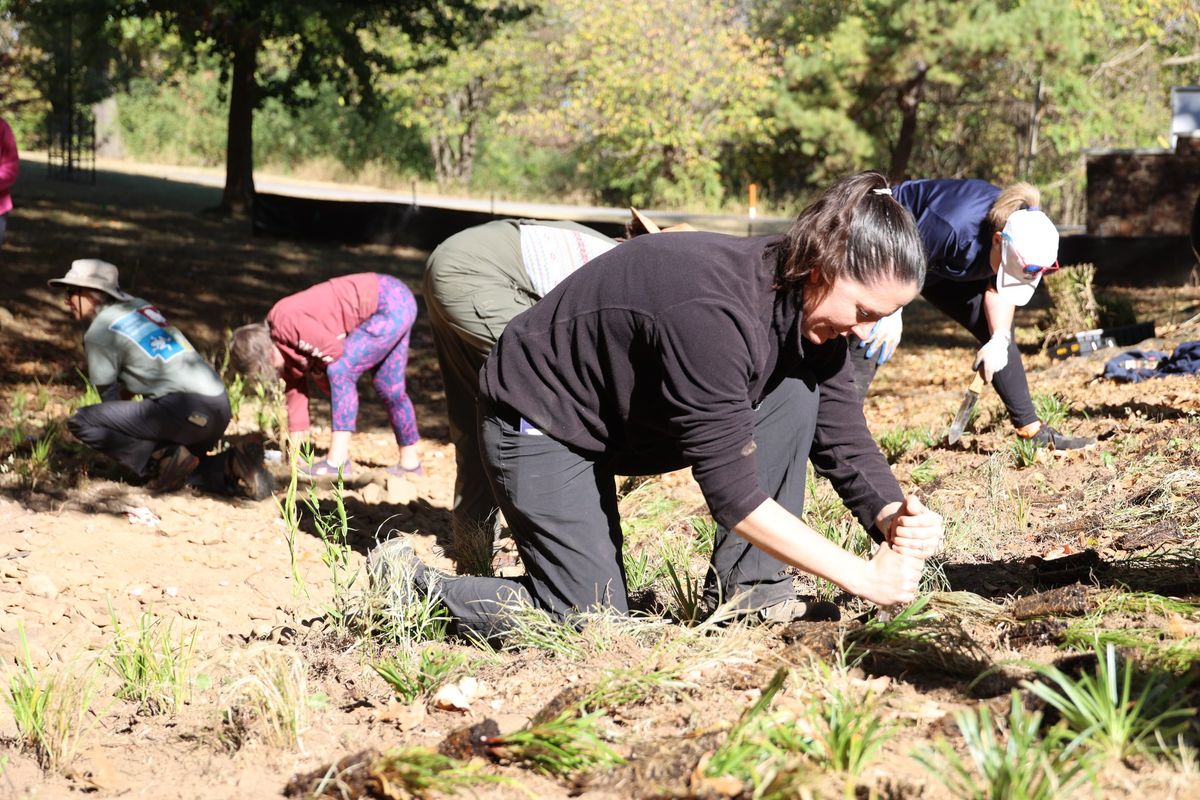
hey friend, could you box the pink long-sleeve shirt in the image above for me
[266,273,379,432]
[0,118,19,216]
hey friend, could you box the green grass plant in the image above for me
[74,370,102,409]
[622,548,661,593]
[371,649,465,703]
[486,710,623,776]
[687,515,718,558]
[488,598,585,658]
[277,453,308,599]
[107,610,198,715]
[4,627,103,773]
[18,421,59,491]
[705,668,806,797]
[1011,436,1039,468]
[913,690,1093,800]
[349,748,510,796]
[877,426,936,463]
[662,558,706,625]
[303,478,357,628]
[220,647,311,751]
[1022,642,1194,760]
[1032,392,1070,429]
[909,457,938,485]
[1061,592,1200,671]
[800,664,895,776]
[364,556,451,651]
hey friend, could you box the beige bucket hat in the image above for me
[48,259,132,301]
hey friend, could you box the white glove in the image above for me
[858,308,903,365]
[973,331,1011,382]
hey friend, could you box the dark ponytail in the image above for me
[775,171,926,292]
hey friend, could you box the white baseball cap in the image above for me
[995,208,1059,306]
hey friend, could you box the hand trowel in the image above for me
[945,371,986,445]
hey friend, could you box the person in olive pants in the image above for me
[423,219,618,572]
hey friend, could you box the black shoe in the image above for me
[1025,424,1096,451]
[149,446,199,493]
[227,441,272,500]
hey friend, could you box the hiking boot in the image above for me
[149,446,199,493]
[228,441,272,500]
[1024,424,1096,451]
[368,538,443,603]
[757,597,841,624]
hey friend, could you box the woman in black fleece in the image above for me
[372,172,945,642]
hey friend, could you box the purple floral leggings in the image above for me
[327,275,419,446]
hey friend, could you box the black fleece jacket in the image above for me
[479,231,903,534]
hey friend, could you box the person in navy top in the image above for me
[850,178,1094,450]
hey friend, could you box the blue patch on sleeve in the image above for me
[108,307,187,362]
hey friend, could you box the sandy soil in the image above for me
[2,161,1200,799]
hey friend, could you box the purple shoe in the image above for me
[385,463,424,478]
[300,459,354,479]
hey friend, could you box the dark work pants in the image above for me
[68,392,232,485]
[849,276,1037,427]
[432,377,817,643]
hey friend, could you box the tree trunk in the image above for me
[219,30,259,215]
[889,60,928,184]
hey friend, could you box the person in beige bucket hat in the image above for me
[49,259,271,498]
[48,258,133,302]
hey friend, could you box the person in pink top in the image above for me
[230,273,422,478]
[0,116,19,246]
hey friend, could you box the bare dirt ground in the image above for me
[2,162,1200,799]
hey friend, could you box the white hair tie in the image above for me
[871,187,892,196]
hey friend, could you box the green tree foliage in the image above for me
[502,0,774,207]
[132,0,528,212]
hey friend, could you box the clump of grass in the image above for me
[705,668,807,796]
[485,710,624,776]
[877,426,936,463]
[277,452,308,600]
[491,599,585,658]
[363,550,451,651]
[1011,436,1039,468]
[909,456,938,485]
[220,647,311,751]
[846,594,992,682]
[800,664,895,776]
[4,627,103,773]
[1062,592,1200,671]
[662,559,706,625]
[366,748,509,796]
[107,610,198,715]
[1022,642,1195,761]
[372,649,465,704]
[622,548,661,593]
[303,477,357,629]
[17,421,60,491]
[1032,392,1070,429]
[914,690,1094,800]
[1042,263,1099,347]
[74,369,103,409]
[687,515,718,558]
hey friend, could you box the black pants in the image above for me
[849,276,1037,428]
[433,377,818,642]
[68,392,233,487]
